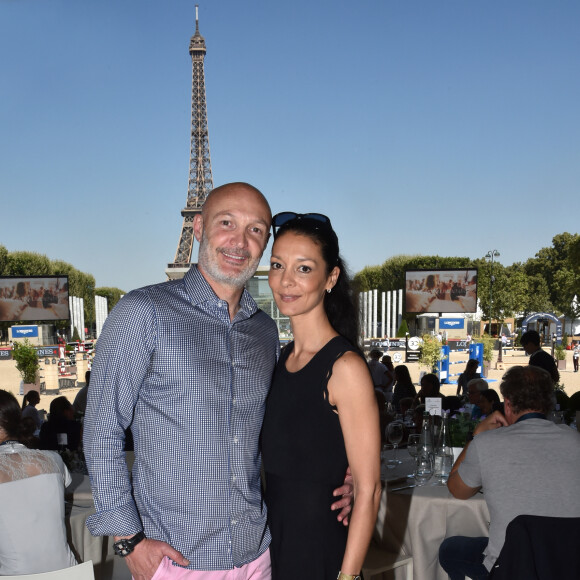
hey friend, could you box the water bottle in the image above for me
[434,411,453,480]
[419,411,434,453]
[415,412,435,485]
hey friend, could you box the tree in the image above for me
[52,260,96,329]
[0,245,8,275]
[5,251,52,276]
[95,287,126,312]
[419,334,444,371]
[12,339,39,384]
[524,232,580,316]
[397,319,409,337]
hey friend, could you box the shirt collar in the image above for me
[183,265,259,318]
[515,412,547,423]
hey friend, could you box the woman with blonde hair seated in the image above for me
[0,389,77,575]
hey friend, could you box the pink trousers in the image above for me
[147,549,271,580]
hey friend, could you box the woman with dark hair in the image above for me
[0,389,77,574]
[262,212,381,580]
[414,372,442,407]
[392,365,417,411]
[21,389,43,434]
[39,396,81,451]
[479,389,502,417]
[456,359,480,397]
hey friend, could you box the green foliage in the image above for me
[396,319,409,337]
[419,334,445,371]
[95,287,126,312]
[555,344,567,361]
[0,245,8,274]
[482,336,496,363]
[12,339,39,384]
[5,251,52,276]
[52,260,96,327]
[523,232,580,317]
[71,328,81,343]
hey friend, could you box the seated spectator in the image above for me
[479,389,502,418]
[414,373,442,407]
[21,390,43,434]
[39,396,81,451]
[72,370,91,416]
[392,365,417,412]
[0,390,77,575]
[439,366,580,579]
[467,378,488,420]
[456,359,480,397]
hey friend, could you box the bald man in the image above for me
[84,183,351,580]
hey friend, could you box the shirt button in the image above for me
[232,398,237,405]
[232,475,237,482]
[232,520,237,525]
[233,436,239,444]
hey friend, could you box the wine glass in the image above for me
[407,434,421,459]
[439,453,454,485]
[414,450,434,486]
[387,422,404,465]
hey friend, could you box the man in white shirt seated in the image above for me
[439,365,580,580]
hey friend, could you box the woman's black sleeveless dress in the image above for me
[261,336,356,580]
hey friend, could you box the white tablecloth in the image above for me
[65,474,131,580]
[375,452,490,580]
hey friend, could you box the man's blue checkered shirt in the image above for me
[84,266,279,570]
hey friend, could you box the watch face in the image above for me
[113,540,132,557]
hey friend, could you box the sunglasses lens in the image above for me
[305,213,329,224]
[272,212,298,228]
[272,212,332,238]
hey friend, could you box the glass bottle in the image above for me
[434,411,453,480]
[415,412,434,485]
[419,411,433,453]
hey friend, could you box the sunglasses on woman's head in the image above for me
[272,212,332,238]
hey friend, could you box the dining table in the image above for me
[65,471,131,580]
[375,447,490,580]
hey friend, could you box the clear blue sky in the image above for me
[2,0,579,292]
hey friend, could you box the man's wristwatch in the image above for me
[113,531,146,557]
[337,573,361,580]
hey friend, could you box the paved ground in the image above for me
[1,347,579,416]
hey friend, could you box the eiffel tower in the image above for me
[166,5,214,280]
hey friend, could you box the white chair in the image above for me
[1,561,94,580]
[362,542,413,580]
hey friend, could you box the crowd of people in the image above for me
[1,183,578,580]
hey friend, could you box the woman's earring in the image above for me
[326,288,332,294]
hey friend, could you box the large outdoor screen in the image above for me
[0,276,70,322]
[405,269,478,313]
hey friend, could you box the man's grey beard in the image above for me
[197,230,261,289]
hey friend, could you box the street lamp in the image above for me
[485,250,501,362]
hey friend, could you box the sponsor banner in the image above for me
[366,338,407,350]
[439,318,465,330]
[0,349,11,360]
[447,339,471,351]
[12,326,39,338]
[37,346,59,357]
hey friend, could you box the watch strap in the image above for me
[113,531,146,557]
